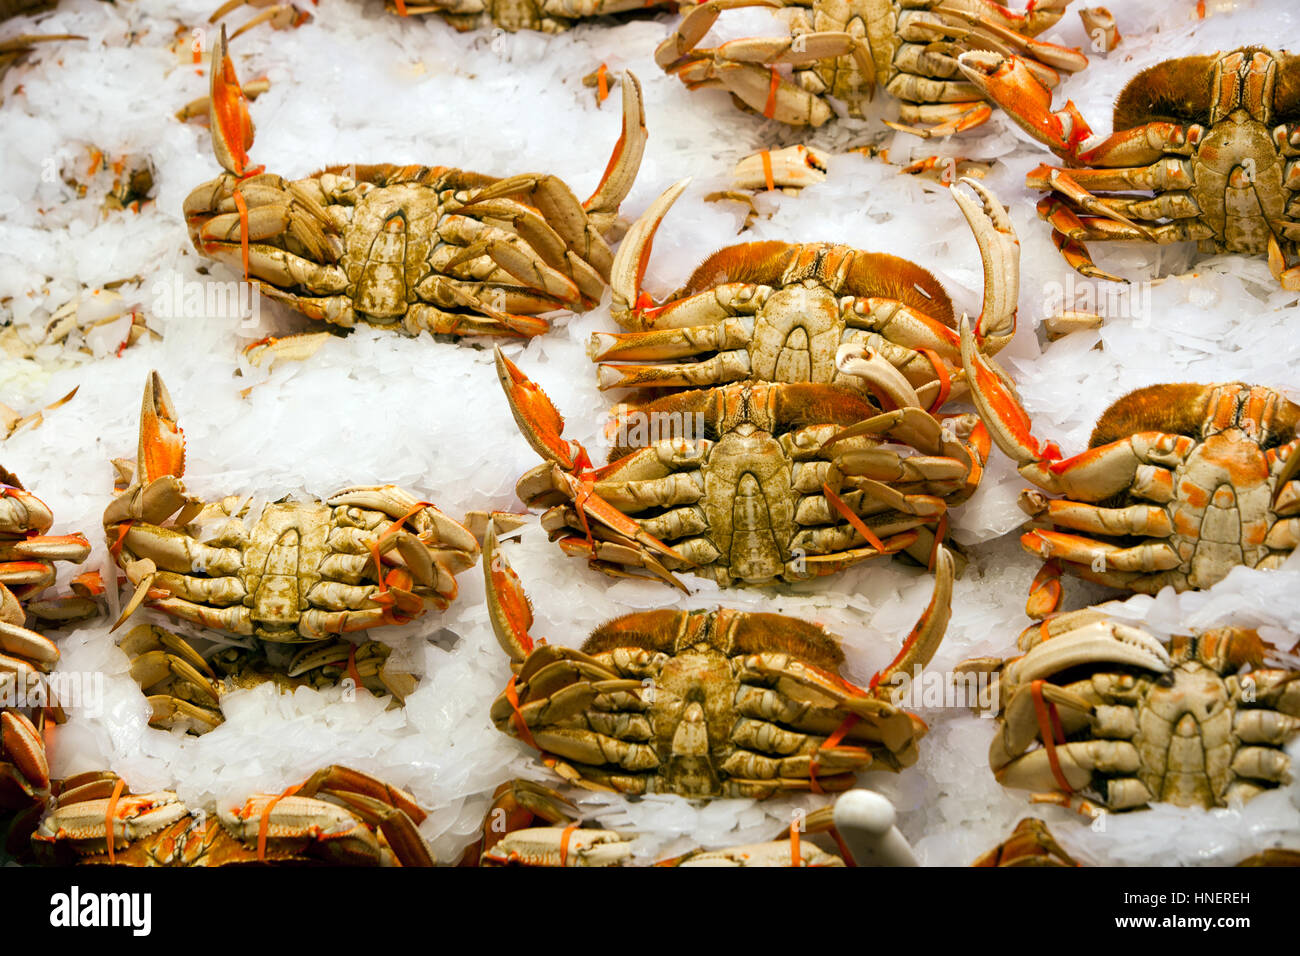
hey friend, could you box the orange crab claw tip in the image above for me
[493,347,582,471]
[138,371,186,483]
[482,525,536,663]
[208,25,255,177]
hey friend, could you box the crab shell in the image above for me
[183,27,647,339]
[958,46,1300,286]
[31,765,433,866]
[499,348,988,587]
[590,177,1021,405]
[656,0,1086,133]
[383,0,679,32]
[962,319,1300,617]
[971,818,1078,867]
[103,371,480,641]
[481,525,952,797]
[960,610,1300,811]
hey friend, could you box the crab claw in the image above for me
[493,347,588,472]
[0,710,49,799]
[482,524,537,668]
[833,344,922,411]
[137,371,186,486]
[582,71,647,235]
[872,546,953,690]
[609,178,691,329]
[957,51,1095,159]
[959,317,1061,468]
[207,25,257,177]
[472,779,580,864]
[950,178,1019,353]
[655,0,783,69]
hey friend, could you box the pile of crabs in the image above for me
[3,0,1300,867]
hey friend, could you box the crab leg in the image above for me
[495,349,691,582]
[996,739,1141,793]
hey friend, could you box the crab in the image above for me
[656,0,1087,133]
[1,470,93,612]
[120,624,413,735]
[961,321,1300,617]
[482,524,953,797]
[472,778,916,865]
[386,0,679,32]
[959,610,1300,811]
[103,371,479,644]
[498,345,988,585]
[1,471,94,851]
[958,47,1300,287]
[971,817,1078,866]
[182,28,646,341]
[31,765,434,866]
[591,177,1019,402]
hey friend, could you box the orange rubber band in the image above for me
[105,777,125,865]
[367,500,434,596]
[917,348,951,414]
[789,817,801,867]
[394,0,409,14]
[760,149,774,191]
[809,713,859,794]
[827,825,856,867]
[596,63,610,104]
[559,823,579,866]
[346,642,363,689]
[257,783,302,863]
[503,675,540,752]
[1030,680,1073,794]
[763,68,780,119]
[822,483,887,554]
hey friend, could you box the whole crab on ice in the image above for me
[961,319,1300,618]
[32,765,434,866]
[471,779,917,865]
[959,46,1300,287]
[656,0,1087,133]
[482,524,953,796]
[183,28,646,344]
[590,176,1020,406]
[959,610,1300,813]
[498,345,989,585]
[103,372,480,647]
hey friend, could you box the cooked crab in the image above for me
[31,765,433,866]
[961,319,1300,617]
[971,817,1078,866]
[473,778,916,865]
[656,0,1086,133]
[592,177,1019,403]
[120,624,413,735]
[183,28,646,340]
[483,525,953,797]
[960,610,1300,811]
[499,345,987,585]
[958,46,1300,287]
[387,0,678,32]
[103,371,479,641]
